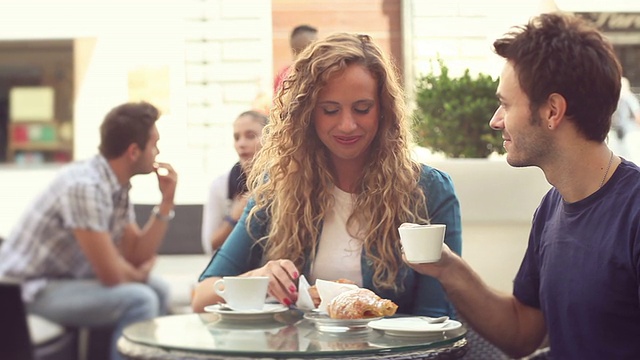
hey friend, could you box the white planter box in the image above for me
[424,158,551,224]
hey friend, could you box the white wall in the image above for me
[0,0,274,206]
[403,0,542,104]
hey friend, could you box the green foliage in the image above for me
[413,61,505,158]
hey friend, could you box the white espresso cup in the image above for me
[398,223,446,263]
[213,276,269,311]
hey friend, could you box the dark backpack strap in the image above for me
[227,162,247,200]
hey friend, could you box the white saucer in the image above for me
[367,317,462,337]
[304,311,381,333]
[204,303,288,321]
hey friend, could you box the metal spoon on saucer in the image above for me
[419,316,449,324]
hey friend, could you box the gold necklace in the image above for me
[599,150,614,189]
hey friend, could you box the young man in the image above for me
[0,102,178,360]
[406,13,640,359]
[273,24,318,93]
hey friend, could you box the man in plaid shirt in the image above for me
[0,101,178,360]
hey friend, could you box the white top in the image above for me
[201,171,232,255]
[310,186,363,286]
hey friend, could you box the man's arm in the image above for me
[74,229,154,285]
[406,245,547,358]
[119,210,170,266]
[120,162,177,266]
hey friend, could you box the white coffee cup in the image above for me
[213,276,269,311]
[398,223,446,263]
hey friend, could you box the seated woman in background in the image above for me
[192,33,462,317]
[201,110,267,254]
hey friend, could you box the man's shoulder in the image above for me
[58,156,105,183]
[618,158,640,178]
[41,159,110,202]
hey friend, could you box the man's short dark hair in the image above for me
[290,25,318,56]
[291,25,317,39]
[493,12,621,142]
[99,102,160,159]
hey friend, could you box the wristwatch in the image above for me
[152,205,175,222]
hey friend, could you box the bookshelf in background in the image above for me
[7,121,72,164]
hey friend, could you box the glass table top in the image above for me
[122,310,467,358]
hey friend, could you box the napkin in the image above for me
[295,275,315,311]
[315,279,359,314]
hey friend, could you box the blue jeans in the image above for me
[27,275,169,360]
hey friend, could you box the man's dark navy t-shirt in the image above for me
[514,159,640,359]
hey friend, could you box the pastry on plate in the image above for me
[327,288,398,319]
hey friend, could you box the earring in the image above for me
[548,125,552,129]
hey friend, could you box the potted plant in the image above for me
[412,60,505,158]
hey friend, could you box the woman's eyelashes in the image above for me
[354,106,372,114]
[322,107,339,115]
[320,104,373,116]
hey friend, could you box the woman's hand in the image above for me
[246,259,299,306]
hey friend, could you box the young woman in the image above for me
[193,33,462,318]
[201,110,267,254]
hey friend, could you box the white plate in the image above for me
[204,303,288,321]
[367,317,462,337]
[304,311,382,333]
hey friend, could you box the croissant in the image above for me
[327,288,398,319]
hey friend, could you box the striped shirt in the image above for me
[0,155,134,302]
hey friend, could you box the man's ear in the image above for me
[126,143,140,161]
[542,93,567,130]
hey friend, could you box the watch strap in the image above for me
[153,205,175,222]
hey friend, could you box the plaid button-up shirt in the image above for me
[0,155,134,302]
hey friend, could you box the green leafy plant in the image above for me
[413,60,505,158]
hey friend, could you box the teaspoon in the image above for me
[419,315,449,324]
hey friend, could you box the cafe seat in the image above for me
[29,315,78,360]
[0,280,78,360]
[462,325,553,360]
[455,312,509,359]
[0,280,35,360]
[462,327,510,359]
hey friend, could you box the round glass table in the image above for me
[118,311,468,359]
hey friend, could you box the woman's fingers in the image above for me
[263,260,299,306]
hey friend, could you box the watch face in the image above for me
[153,206,175,221]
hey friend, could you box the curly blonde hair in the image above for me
[247,33,429,292]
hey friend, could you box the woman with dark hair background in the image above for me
[201,110,267,254]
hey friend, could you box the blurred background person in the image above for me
[252,25,319,116]
[0,102,177,360]
[611,76,640,162]
[273,24,318,93]
[201,110,267,254]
